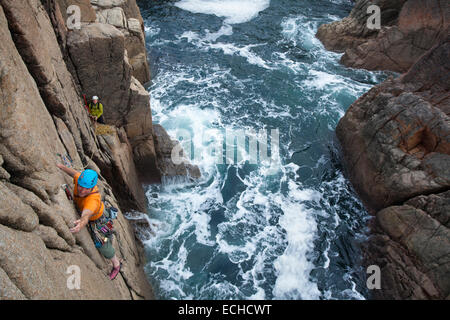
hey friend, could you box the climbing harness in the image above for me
[88,204,119,248]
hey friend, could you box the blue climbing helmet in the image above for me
[78,169,98,189]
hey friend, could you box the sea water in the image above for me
[137,0,387,300]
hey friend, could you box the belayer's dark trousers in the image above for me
[97,116,105,124]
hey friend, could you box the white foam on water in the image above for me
[328,0,352,5]
[174,0,270,24]
[180,24,233,43]
[216,231,257,263]
[178,28,271,69]
[158,186,220,247]
[210,42,272,69]
[141,0,382,299]
[313,171,371,300]
[276,13,383,126]
[341,276,366,300]
[205,24,234,41]
[249,287,266,300]
[157,103,225,180]
[281,15,322,51]
[323,242,331,269]
[150,241,195,298]
[288,180,322,202]
[211,159,323,299]
[198,279,242,299]
[242,245,270,299]
[191,205,217,246]
[271,182,321,299]
[144,24,160,37]
[327,14,341,21]
[272,52,306,75]
[158,279,190,298]
[303,70,345,90]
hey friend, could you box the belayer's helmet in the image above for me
[78,169,98,189]
[92,96,99,100]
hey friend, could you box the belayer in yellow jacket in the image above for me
[88,96,105,124]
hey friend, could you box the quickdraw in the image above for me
[61,184,73,201]
[57,153,73,168]
[89,206,119,247]
[82,94,90,112]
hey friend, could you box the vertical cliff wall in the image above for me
[336,35,450,299]
[53,0,199,184]
[0,0,202,299]
[317,0,450,299]
[0,0,154,299]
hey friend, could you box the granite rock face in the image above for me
[317,0,449,73]
[2,0,147,211]
[153,124,202,182]
[66,2,200,184]
[90,0,150,84]
[0,0,154,299]
[367,191,450,299]
[330,1,450,299]
[66,22,133,125]
[0,0,201,299]
[63,0,199,185]
[316,0,407,53]
[336,35,450,211]
[64,10,156,184]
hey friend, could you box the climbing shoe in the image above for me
[109,262,122,280]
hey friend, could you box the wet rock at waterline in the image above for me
[153,124,202,182]
[330,1,450,299]
[316,0,407,53]
[317,0,449,73]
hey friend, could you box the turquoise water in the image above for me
[138,0,386,299]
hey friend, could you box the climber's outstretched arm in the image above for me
[56,163,78,178]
